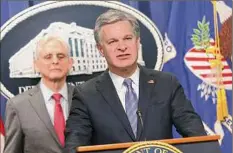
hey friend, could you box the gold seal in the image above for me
[124,141,183,153]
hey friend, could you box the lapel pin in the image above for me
[147,80,155,84]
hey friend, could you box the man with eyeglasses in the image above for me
[4,34,74,153]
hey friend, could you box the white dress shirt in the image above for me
[109,67,140,111]
[40,82,69,124]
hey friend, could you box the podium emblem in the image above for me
[124,141,182,153]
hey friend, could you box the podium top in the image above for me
[77,135,220,152]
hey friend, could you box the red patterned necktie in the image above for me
[52,93,65,146]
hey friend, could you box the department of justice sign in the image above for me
[124,141,182,153]
[0,1,165,98]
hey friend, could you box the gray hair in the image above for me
[34,34,71,60]
[94,9,140,45]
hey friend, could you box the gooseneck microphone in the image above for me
[136,109,146,141]
[136,110,144,128]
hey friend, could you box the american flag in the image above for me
[184,47,232,90]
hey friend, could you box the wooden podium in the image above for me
[77,135,221,153]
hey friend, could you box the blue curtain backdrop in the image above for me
[1,1,232,153]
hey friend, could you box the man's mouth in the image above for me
[51,68,61,71]
[117,54,130,59]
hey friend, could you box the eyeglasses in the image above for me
[39,53,69,63]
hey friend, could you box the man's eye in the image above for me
[108,40,116,44]
[58,55,65,59]
[125,37,132,40]
[44,55,52,59]
[58,54,67,59]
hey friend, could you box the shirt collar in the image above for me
[40,81,68,102]
[109,66,140,91]
[130,67,140,86]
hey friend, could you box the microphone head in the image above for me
[136,110,142,117]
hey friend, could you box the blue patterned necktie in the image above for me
[123,78,138,137]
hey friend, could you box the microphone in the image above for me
[136,109,146,141]
[136,110,144,128]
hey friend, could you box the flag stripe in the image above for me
[185,57,225,61]
[190,48,206,53]
[186,61,229,66]
[191,65,230,70]
[201,73,232,77]
[213,81,232,85]
[187,52,215,57]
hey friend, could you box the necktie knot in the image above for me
[52,93,62,103]
[123,78,133,88]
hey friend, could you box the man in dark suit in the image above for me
[64,9,206,153]
[4,34,74,153]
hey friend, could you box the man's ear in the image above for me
[68,57,74,70]
[137,37,141,48]
[34,60,40,73]
[96,44,104,57]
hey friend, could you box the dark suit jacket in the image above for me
[64,66,206,153]
[4,84,74,153]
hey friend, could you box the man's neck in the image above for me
[110,65,138,78]
[41,78,65,92]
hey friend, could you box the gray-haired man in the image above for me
[4,34,74,153]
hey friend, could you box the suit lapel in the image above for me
[137,66,156,140]
[96,71,136,141]
[67,84,75,112]
[28,85,61,146]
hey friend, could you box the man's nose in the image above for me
[117,41,127,51]
[52,56,59,64]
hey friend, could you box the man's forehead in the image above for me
[40,50,68,54]
[43,39,66,48]
[39,41,68,53]
[38,50,68,58]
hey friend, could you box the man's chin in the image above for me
[117,62,137,69]
[48,76,64,82]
